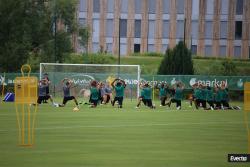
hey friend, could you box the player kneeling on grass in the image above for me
[89,80,99,107]
[166,82,184,110]
[142,83,155,109]
[136,83,147,108]
[58,78,79,110]
[111,78,126,108]
[37,79,56,106]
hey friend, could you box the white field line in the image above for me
[0,121,244,132]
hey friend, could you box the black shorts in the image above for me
[63,96,75,105]
[37,95,50,104]
[90,99,99,106]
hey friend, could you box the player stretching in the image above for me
[143,83,155,109]
[89,80,100,107]
[37,79,56,106]
[59,78,79,109]
[167,82,185,110]
[111,78,126,108]
[136,82,146,108]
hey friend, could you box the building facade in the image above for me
[77,0,250,59]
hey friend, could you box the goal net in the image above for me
[40,63,141,99]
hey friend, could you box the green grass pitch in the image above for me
[0,99,249,167]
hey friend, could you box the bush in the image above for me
[158,41,194,75]
[130,52,163,57]
[65,53,116,64]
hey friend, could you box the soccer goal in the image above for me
[40,63,141,99]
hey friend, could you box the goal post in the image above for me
[40,63,141,98]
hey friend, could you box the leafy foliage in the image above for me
[157,41,194,75]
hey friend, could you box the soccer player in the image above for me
[205,86,214,110]
[37,79,56,106]
[89,80,100,107]
[136,82,146,108]
[58,78,79,108]
[42,73,50,103]
[142,83,155,109]
[214,84,222,110]
[103,83,113,104]
[157,83,169,106]
[167,82,184,110]
[111,78,126,108]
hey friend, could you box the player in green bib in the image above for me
[167,82,184,110]
[111,78,126,108]
[136,83,147,108]
[142,83,155,109]
[157,83,169,106]
[89,80,100,107]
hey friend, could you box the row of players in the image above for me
[37,77,240,110]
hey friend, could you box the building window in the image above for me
[176,0,185,14]
[192,0,199,18]
[120,44,127,55]
[134,44,140,53]
[236,0,243,15]
[106,19,113,37]
[205,21,213,39]
[205,45,212,57]
[120,19,127,38]
[162,20,169,38]
[92,42,99,53]
[176,20,184,39]
[120,0,128,13]
[106,43,113,53]
[134,0,141,14]
[234,46,241,58]
[93,0,100,13]
[148,20,155,39]
[220,21,227,39]
[79,0,86,12]
[206,0,214,15]
[79,18,86,27]
[148,44,155,52]
[162,0,170,14]
[235,21,242,40]
[148,0,156,14]
[191,21,198,39]
[134,20,141,38]
[162,44,168,53]
[221,0,229,15]
[191,45,197,55]
[219,46,227,57]
[92,19,100,39]
[107,0,114,13]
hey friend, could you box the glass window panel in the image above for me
[120,19,127,38]
[236,0,243,15]
[176,20,184,39]
[92,42,99,53]
[148,0,156,14]
[221,0,228,14]
[205,45,212,56]
[219,46,227,57]
[93,19,100,38]
[235,21,242,40]
[176,0,185,14]
[79,0,86,12]
[192,0,199,17]
[148,20,155,39]
[106,19,113,37]
[206,0,214,15]
[79,18,86,27]
[220,21,227,39]
[234,46,241,58]
[107,0,114,13]
[162,0,170,14]
[191,21,198,39]
[205,21,213,39]
[148,44,155,52]
[134,20,141,38]
[191,45,197,55]
[162,20,169,38]
[120,0,128,13]
[134,0,141,14]
[106,43,113,53]
[93,0,100,13]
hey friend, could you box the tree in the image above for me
[0,0,78,72]
[221,59,238,76]
[157,41,194,75]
